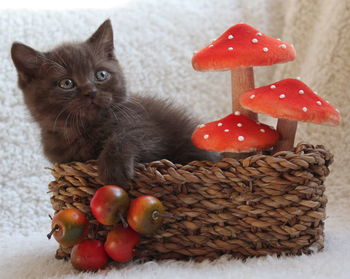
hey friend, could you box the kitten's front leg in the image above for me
[97,133,138,187]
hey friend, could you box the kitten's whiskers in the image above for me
[73,112,81,136]
[110,103,137,122]
[109,107,119,124]
[63,111,74,143]
[128,96,147,113]
[78,108,85,131]
[52,106,68,132]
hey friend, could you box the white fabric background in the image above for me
[0,0,349,278]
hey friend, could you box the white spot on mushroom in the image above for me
[237,123,243,127]
[228,35,234,39]
[224,129,230,132]
[250,94,255,99]
[298,90,304,94]
[270,85,276,89]
[316,101,322,106]
[218,122,223,126]
[326,100,330,104]
[302,107,308,112]
[204,134,209,139]
[198,124,205,128]
[238,136,245,141]
[296,76,301,80]
[234,111,241,116]
[208,44,214,48]
[336,108,340,113]
[228,47,234,51]
[279,94,286,99]
[256,32,262,36]
[277,38,282,41]
[314,91,318,95]
[280,44,287,49]
[251,38,258,43]
[260,129,266,133]
[263,47,269,52]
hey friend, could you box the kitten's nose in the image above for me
[84,90,97,98]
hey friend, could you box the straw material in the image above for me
[48,143,333,262]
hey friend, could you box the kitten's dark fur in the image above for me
[11,19,215,186]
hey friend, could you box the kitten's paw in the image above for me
[97,156,135,187]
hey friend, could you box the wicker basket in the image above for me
[48,143,333,262]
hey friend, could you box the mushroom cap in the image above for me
[192,23,296,71]
[240,78,341,125]
[192,113,280,152]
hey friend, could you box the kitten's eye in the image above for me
[58,79,75,90]
[95,70,110,81]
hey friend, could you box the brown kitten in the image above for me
[11,19,216,186]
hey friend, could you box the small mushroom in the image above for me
[240,78,341,152]
[192,113,280,153]
[192,24,296,120]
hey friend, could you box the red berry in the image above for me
[127,195,165,235]
[90,185,129,226]
[71,240,108,271]
[104,224,140,262]
[48,208,89,247]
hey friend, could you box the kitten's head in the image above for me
[11,19,126,126]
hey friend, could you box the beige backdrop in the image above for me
[273,0,350,210]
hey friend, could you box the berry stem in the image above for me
[47,224,59,240]
[118,212,128,228]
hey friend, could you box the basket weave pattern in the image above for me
[49,143,333,261]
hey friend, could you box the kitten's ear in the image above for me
[11,42,43,79]
[87,19,115,58]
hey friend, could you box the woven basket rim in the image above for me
[50,142,333,185]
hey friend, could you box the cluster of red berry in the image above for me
[48,185,166,271]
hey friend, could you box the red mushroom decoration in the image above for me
[240,78,341,152]
[192,112,279,153]
[192,23,296,119]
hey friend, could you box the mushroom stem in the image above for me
[273,119,298,153]
[231,67,257,120]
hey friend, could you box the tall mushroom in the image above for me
[192,23,296,120]
[239,78,341,152]
[192,113,279,154]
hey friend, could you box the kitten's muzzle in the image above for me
[83,90,97,99]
